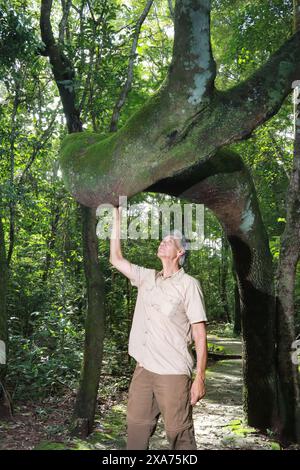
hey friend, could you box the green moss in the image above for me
[224,419,257,437]
[59,131,117,194]
[270,441,281,450]
[115,88,165,143]
[207,342,225,354]
[34,441,69,450]
[87,404,127,449]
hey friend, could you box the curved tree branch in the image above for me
[59,2,300,210]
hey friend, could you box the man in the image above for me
[109,206,208,450]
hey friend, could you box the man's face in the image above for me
[157,235,184,264]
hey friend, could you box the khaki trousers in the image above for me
[126,364,197,450]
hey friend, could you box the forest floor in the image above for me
[1,333,300,451]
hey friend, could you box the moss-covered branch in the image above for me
[59,13,300,208]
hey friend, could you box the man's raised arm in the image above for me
[109,207,134,279]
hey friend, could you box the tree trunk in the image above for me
[70,205,106,437]
[42,203,60,283]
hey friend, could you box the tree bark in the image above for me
[40,0,82,133]
[42,203,60,284]
[70,205,105,437]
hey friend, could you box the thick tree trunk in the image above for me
[146,148,279,431]
[70,205,105,437]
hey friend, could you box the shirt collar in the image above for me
[156,267,185,281]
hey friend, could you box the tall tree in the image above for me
[40,0,105,437]
[59,0,300,439]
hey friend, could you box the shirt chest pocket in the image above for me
[148,287,184,317]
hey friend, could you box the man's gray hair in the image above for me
[168,229,190,267]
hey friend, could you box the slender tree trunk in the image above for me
[42,204,60,283]
[70,205,105,437]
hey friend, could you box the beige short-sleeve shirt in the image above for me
[127,264,207,377]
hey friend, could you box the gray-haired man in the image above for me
[109,207,208,450]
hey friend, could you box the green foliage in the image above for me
[0,1,40,72]
[34,441,68,450]
[208,321,236,338]
[88,405,127,449]
[270,441,281,450]
[212,0,293,90]
[224,419,257,437]
[207,342,225,354]
[7,308,84,400]
[33,404,127,450]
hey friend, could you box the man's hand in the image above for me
[190,376,206,406]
